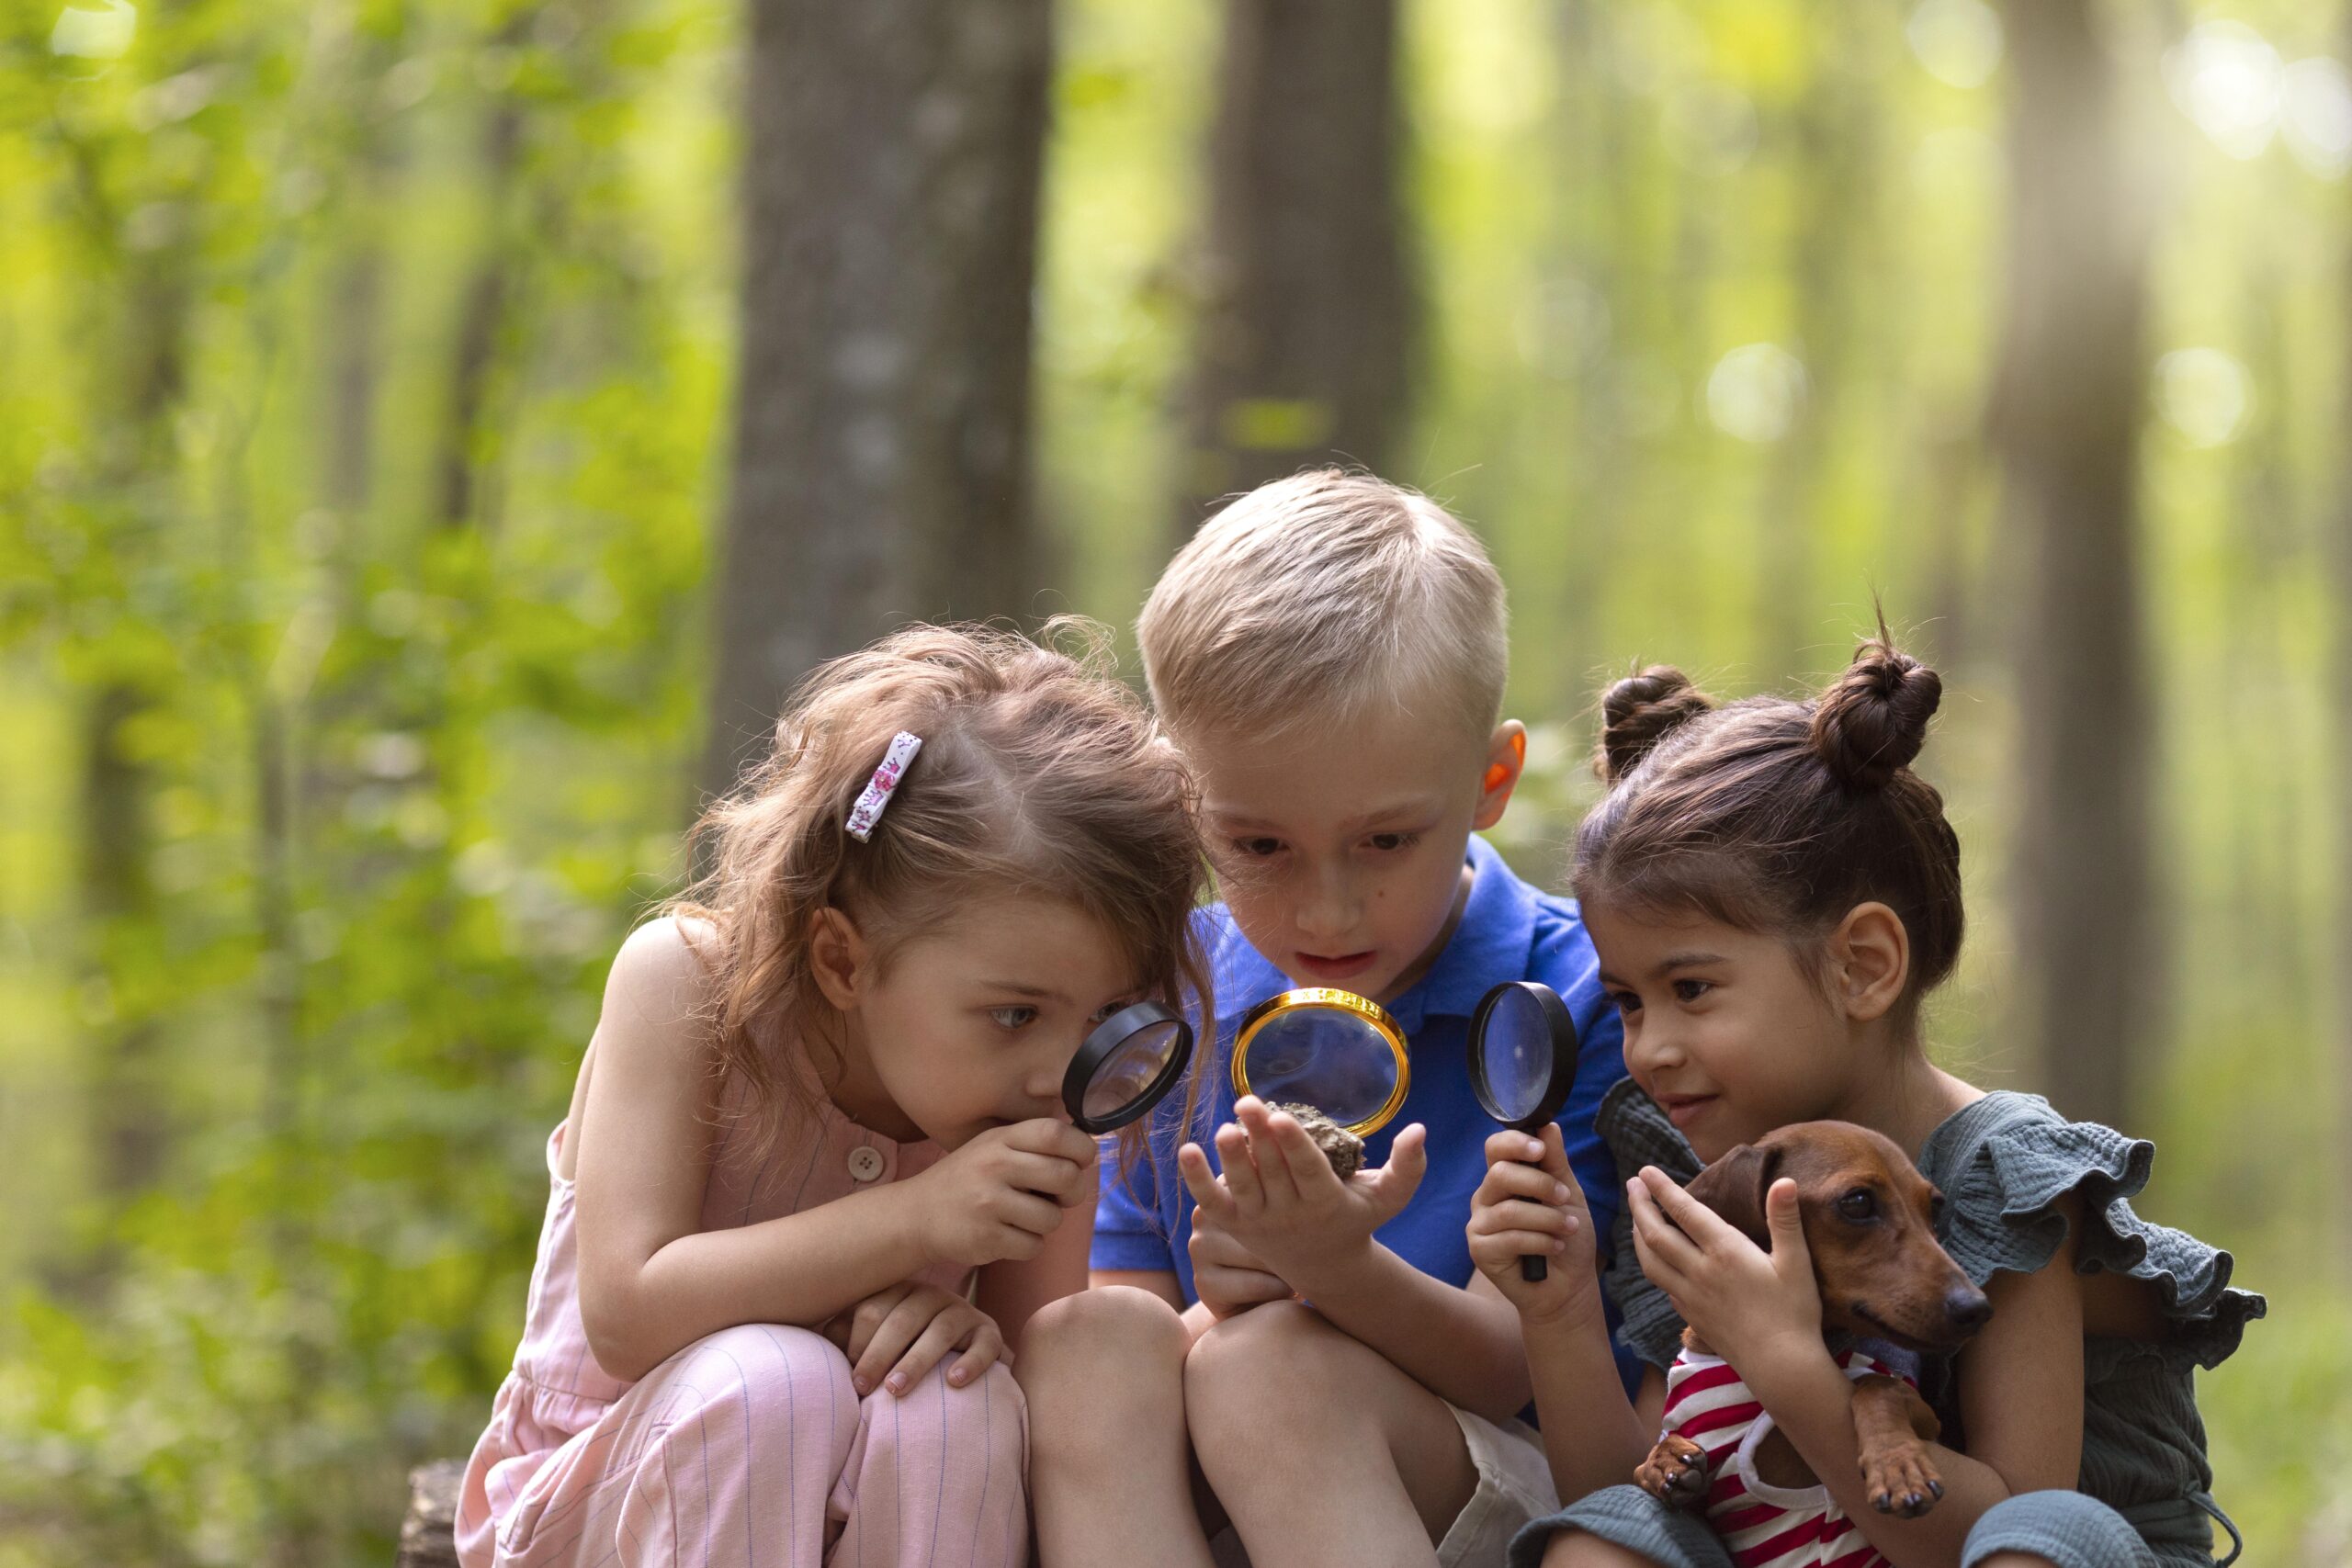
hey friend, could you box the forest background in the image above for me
[5,0,2350,1561]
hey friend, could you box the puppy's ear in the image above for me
[1683,1143,1781,1247]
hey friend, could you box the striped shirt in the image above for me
[1659,1345,1913,1568]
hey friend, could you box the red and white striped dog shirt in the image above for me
[1658,1344,1917,1568]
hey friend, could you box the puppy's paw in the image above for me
[1635,1436,1710,1513]
[1859,1438,1944,1519]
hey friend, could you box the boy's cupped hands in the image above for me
[1177,1095,1428,1304]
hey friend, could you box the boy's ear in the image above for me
[1473,721,1528,829]
[808,907,868,1011]
[1830,901,1909,1021]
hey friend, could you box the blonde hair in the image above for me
[1138,468,1509,743]
[666,620,1213,1157]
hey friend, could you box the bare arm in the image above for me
[1521,1312,1662,1502]
[573,919,1096,1382]
[1287,1242,1543,1425]
[975,1159,1098,1351]
[573,919,939,1381]
[1468,1123,1655,1493]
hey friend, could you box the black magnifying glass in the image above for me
[1468,980,1581,1280]
[1062,1000,1195,1135]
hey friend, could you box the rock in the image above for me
[1278,1101,1363,1179]
[398,1460,463,1568]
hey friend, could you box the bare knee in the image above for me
[1019,1286,1185,1393]
[1183,1300,1367,1444]
[1018,1288,1187,1463]
[1542,1534,1662,1567]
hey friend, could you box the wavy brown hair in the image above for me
[664,620,1213,1157]
[1572,627,1964,1033]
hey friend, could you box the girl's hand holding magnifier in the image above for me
[902,1119,1100,1269]
[1467,1122,1600,1325]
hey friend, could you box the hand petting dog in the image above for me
[1627,1122,1993,1525]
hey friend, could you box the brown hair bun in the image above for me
[1597,666,1716,783]
[1810,637,1940,790]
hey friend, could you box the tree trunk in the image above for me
[74,239,193,1226]
[79,681,166,1203]
[1175,0,1412,532]
[435,12,535,536]
[703,0,1054,804]
[1988,0,2152,1127]
[1758,0,1883,679]
[2335,0,2352,1271]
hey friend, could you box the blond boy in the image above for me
[1018,470,1637,1568]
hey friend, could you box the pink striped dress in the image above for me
[1657,1346,1912,1568]
[453,1073,1026,1568]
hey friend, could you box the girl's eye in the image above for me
[1232,837,1283,858]
[1609,989,1643,1017]
[1671,978,1713,1004]
[1837,1189,1879,1223]
[988,1006,1039,1031]
[1366,831,1419,852]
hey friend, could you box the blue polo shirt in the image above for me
[1093,832,1643,1397]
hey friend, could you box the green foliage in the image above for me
[2,0,2346,1561]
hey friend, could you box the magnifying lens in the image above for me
[1468,980,1582,1280]
[1231,988,1412,1141]
[1063,1001,1195,1135]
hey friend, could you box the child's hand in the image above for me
[1175,1096,1426,1297]
[1187,1200,1293,1319]
[831,1281,1008,1397]
[1467,1123,1601,1325]
[1628,1166,1825,1374]
[905,1119,1099,1269]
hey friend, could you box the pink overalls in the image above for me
[454,1081,1025,1568]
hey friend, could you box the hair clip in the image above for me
[845,731,923,841]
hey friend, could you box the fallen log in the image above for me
[397,1460,463,1568]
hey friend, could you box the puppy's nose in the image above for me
[1943,1286,1992,1334]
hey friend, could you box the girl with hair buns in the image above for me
[451,621,1211,1568]
[1469,629,2261,1568]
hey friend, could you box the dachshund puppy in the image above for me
[1635,1122,1991,1533]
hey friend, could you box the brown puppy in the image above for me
[1634,1121,1991,1520]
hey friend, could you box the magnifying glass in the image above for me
[1231,987,1412,1144]
[1468,980,1581,1280]
[1062,1000,1195,1135]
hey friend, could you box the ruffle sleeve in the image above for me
[1918,1091,2266,1374]
[1593,1077,1700,1371]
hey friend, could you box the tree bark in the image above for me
[1988,0,2153,1127]
[2335,1,2352,1272]
[1174,0,1412,532]
[1758,0,1883,679]
[435,12,536,536]
[703,0,1054,805]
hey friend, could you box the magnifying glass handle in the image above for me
[1521,1254,1548,1282]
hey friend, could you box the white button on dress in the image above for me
[847,1145,886,1183]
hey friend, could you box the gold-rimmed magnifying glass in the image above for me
[1230,987,1411,1140]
